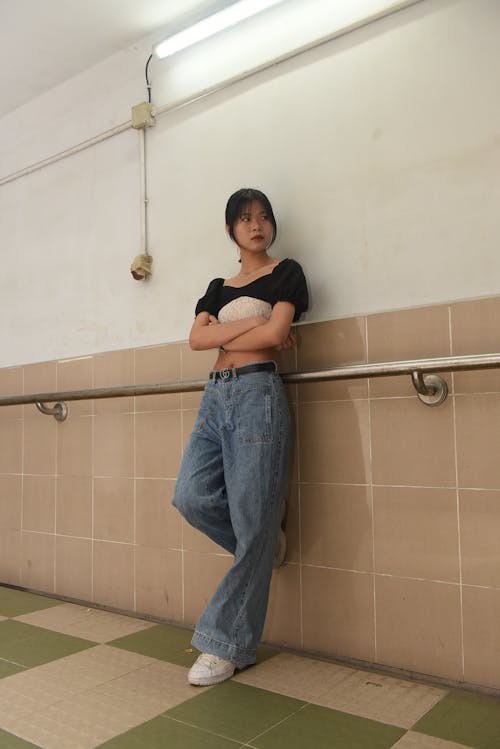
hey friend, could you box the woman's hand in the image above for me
[189,312,271,351]
[275,330,296,351]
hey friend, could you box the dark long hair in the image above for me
[225,188,277,246]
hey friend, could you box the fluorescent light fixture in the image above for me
[154,0,286,59]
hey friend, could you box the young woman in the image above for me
[173,188,308,686]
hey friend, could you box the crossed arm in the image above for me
[189,301,296,352]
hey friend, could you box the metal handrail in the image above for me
[1,352,500,420]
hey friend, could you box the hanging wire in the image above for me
[145,54,153,103]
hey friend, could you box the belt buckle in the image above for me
[220,368,232,381]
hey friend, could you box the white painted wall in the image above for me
[1,0,499,367]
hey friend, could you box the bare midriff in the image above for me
[212,347,275,371]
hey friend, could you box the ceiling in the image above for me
[0,0,231,118]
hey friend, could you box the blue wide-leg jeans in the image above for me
[172,364,290,667]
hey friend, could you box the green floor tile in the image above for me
[110,623,198,667]
[0,728,41,748]
[414,690,500,749]
[0,620,96,668]
[252,703,405,749]
[96,714,243,748]
[165,680,305,743]
[110,622,279,669]
[0,586,62,617]
[0,659,26,678]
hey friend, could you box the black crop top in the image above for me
[195,259,308,323]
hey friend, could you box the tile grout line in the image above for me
[179,346,186,624]
[20,367,25,587]
[365,314,378,664]
[91,358,95,605]
[242,701,311,747]
[132,348,137,616]
[449,305,465,682]
[292,337,304,649]
[159,714,243,746]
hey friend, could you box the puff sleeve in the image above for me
[273,259,308,322]
[194,278,224,317]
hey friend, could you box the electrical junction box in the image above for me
[131,102,155,129]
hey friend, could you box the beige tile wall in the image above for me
[1,296,500,691]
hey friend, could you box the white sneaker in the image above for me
[188,653,236,686]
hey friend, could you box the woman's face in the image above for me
[229,200,274,254]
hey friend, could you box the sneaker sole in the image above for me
[188,668,235,687]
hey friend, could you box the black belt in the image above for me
[209,361,277,381]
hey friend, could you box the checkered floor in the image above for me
[1,586,499,748]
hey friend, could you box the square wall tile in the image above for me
[282,483,299,564]
[55,536,93,601]
[0,419,22,474]
[23,360,57,392]
[135,479,180,549]
[57,356,93,415]
[367,305,450,397]
[455,394,500,490]
[375,576,462,681]
[135,411,181,479]
[134,343,181,412]
[297,318,368,402]
[371,398,456,487]
[93,349,134,413]
[93,478,134,543]
[451,296,500,394]
[299,401,371,484]
[182,551,233,626]
[302,566,375,662]
[0,366,23,420]
[0,528,22,585]
[56,476,92,537]
[20,531,55,593]
[301,483,373,571]
[22,476,56,533]
[93,540,134,611]
[462,585,500,690]
[93,413,133,477]
[57,415,92,477]
[23,415,57,476]
[180,344,216,410]
[0,475,22,531]
[459,489,500,587]
[135,546,183,621]
[454,369,500,395]
[263,562,302,650]
[373,486,459,582]
[23,361,57,419]
[451,296,500,354]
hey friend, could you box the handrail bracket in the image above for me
[35,401,68,422]
[411,372,448,407]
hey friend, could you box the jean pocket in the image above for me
[236,384,272,444]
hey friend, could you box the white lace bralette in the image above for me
[218,296,272,323]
